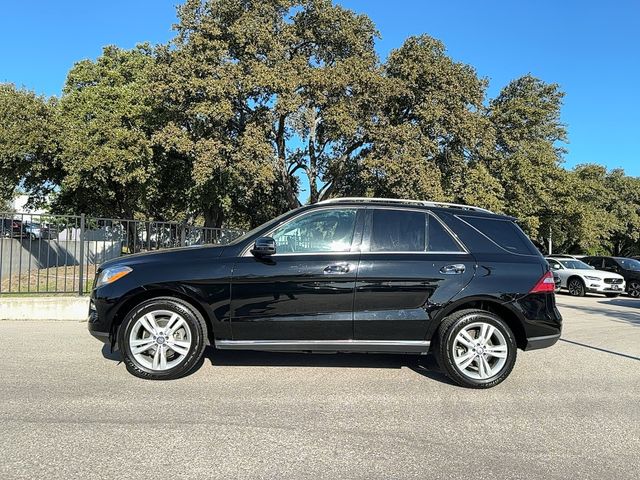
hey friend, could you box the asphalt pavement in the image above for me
[1,293,639,479]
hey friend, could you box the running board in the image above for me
[215,339,431,354]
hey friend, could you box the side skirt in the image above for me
[215,339,431,354]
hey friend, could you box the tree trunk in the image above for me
[308,110,318,204]
[203,204,224,228]
[276,114,300,210]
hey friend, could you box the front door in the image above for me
[230,207,363,341]
[353,208,476,342]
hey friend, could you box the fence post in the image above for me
[78,213,85,296]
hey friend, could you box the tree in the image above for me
[329,35,496,206]
[53,45,160,219]
[486,74,567,237]
[154,0,382,228]
[0,84,61,208]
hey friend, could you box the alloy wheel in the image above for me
[451,322,508,380]
[568,279,584,296]
[128,310,192,371]
[629,282,640,298]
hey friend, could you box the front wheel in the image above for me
[435,309,517,389]
[567,278,586,297]
[119,297,207,380]
[628,281,640,298]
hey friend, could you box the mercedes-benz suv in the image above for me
[88,198,562,389]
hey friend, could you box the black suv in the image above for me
[88,198,561,388]
[582,256,640,298]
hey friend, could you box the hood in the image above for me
[98,244,226,272]
[565,268,624,280]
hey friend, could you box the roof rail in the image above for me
[317,197,494,214]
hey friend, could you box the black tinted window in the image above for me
[584,257,603,268]
[371,210,425,252]
[460,216,535,255]
[428,215,463,252]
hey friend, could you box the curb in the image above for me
[0,296,90,321]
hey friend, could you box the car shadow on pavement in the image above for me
[559,339,640,361]
[204,347,456,385]
[100,344,456,385]
[558,301,640,327]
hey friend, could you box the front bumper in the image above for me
[87,297,111,343]
[584,281,625,294]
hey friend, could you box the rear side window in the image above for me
[459,216,536,255]
[371,209,425,252]
[428,215,463,252]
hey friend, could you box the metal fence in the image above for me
[0,212,244,295]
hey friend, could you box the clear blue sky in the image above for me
[1,0,638,177]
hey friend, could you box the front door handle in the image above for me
[323,263,351,274]
[440,264,466,275]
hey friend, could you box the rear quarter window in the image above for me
[458,216,537,255]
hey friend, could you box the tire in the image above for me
[119,297,207,380]
[434,309,517,389]
[567,277,586,297]
[605,293,620,298]
[628,281,640,298]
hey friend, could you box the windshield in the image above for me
[559,259,594,270]
[615,257,640,271]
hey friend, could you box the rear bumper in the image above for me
[524,333,561,350]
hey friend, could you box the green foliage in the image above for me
[54,45,159,218]
[0,84,61,207]
[0,0,639,254]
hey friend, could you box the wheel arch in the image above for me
[109,288,214,347]
[432,297,528,350]
[567,275,585,286]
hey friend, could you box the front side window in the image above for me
[271,209,357,254]
[616,257,640,271]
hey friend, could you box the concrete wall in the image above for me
[0,296,90,320]
[0,239,122,277]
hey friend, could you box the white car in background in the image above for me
[546,256,626,297]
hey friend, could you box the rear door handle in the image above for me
[323,263,351,274]
[440,264,466,275]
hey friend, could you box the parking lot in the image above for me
[1,293,638,480]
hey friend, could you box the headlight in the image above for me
[96,266,132,287]
[584,276,601,281]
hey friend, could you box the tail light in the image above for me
[530,271,556,293]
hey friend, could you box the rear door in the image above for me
[353,208,476,341]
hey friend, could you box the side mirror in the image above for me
[251,236,276,257]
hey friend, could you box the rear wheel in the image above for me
[567,277,586,297]
[119,297,207,380]
[435,309,517,389]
